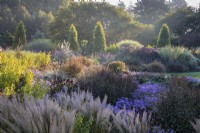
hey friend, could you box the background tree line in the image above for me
[0,0,199,49]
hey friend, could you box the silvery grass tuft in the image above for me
[0,91,152,133]
[114,110,152,133]
[191,119,200,133]
[0,95,75,133]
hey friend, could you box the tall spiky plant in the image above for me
[93,21,106,53]
[157,24,171,48]
[14,21,27,48]
[68,24,79,51]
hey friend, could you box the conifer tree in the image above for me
[157,24,171,47]
[14,21,27,48]
[68,24,79,51]
[93,21,106,52]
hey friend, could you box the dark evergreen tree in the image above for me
[68,24,79,51]
[93,21,106,52]
[157,24,171,47]
[14,21,27,48]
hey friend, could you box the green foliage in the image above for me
[74,113,93,133]
[116,47,160,71]
[0,32,14,48]
[68,24,80,51]
[108,61,126,73]
[146,61,166,73]
[116,39,143,48]
[157,77,200,133]
[93,21,106,52]
[106,44,119,54]
[106,40,143,54]
[169,0,187,12]
[0,51,51,95]
[50,2,133,44]
[159,46,199,72]
[157,24,171,48]
[13,21,27,48]
[25,39,55,52]
[25,80,50,99]
[134,0,169,24]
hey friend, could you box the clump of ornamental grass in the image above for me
[62,56,94,77]
[0,91,152,133]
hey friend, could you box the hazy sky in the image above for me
[105,0,200,8]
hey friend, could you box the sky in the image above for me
[104,0,200,8]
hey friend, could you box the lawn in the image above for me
[170,72,200,79]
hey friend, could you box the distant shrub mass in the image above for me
[159,46,199,72]
[25,39,55,52]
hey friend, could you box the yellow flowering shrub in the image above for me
[0,50,51,95]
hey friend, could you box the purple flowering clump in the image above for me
[132,82,166,111]
[114,82,166,112]
[115,97,134,110]
[186,76,200,84]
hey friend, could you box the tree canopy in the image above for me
[50,2,154,45]
[134,0,170,24]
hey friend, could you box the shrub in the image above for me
[117,39,143,48]
[106,40,143,54]
[25,39,55,52]
[108,61,126,73]
[62,56,94,78]
[0,51,51,95]
[106,44,119,54]
[93,21,106,52]
[68,24,80,51]
[157,24,171,48]
[157,77,200,133]
[146,61,166,73]
[79,66,138,104]
[116,47,161,71]
[13,21,27,48]
[68,56,93,67]
[159,46,199,72]
[63,60,84,78]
